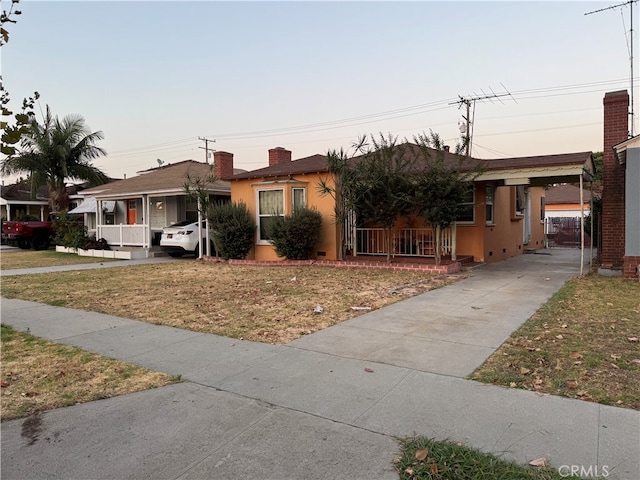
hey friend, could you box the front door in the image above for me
[127,200,137,225]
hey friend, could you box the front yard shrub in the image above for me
[53,211,87,249]
[208,201,255,260]
[266,206,323,260]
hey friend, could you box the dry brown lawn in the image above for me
[1,261,460,344]
[1,324,179,421]
[1,250,119,270]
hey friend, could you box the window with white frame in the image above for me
[456,184,475,223]
[292,187,306,210]
[485,185,495,225]
[258,189,284,242]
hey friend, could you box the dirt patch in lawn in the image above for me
[1,262,463,344]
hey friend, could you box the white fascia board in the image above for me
[476,165,586,182]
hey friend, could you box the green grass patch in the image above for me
[397,437,581,479]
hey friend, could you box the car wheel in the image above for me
[32,234,50,251]
[17,239,31,249]
[168,252,184,258]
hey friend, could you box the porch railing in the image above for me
[354,227,453,258]
[96,225,149,247]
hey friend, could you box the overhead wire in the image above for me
[105,77,633,159]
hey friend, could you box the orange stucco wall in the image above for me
[454,184,545,263]
[231,175,546,264]
[230,173,339,261]
[482,184,545,263]
[546,203,590,212]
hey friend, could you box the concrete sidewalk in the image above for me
[1,249,638,479]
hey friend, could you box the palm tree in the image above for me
[1,105,108,212]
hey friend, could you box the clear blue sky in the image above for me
[2,1,637,180]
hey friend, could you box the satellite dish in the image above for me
[157,159,164,166]
[458,121,467,134]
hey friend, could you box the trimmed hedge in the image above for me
[266,207,323,260]
[208,201,255,260]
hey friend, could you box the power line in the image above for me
[198,137,216,164]
[104,77,632,159]
[585,0,637,136]
[450,86,515,156]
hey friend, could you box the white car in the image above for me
[160,220,215,258]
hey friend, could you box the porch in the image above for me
[349,226,456,260]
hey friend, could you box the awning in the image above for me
[68,198,96,214]
[68,198,116,214]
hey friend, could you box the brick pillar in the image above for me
[269,147,292,166]
[601,91,629,269]
[213,151,234,180]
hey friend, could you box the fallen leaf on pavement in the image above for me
[529,457,547,467]
[364,368,374,373]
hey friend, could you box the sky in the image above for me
[1,0,638,182]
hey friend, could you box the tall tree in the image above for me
[412,131,482,264]
[1,105,109,211]
[320,134,415,262]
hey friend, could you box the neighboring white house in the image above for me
[75,156,242,254]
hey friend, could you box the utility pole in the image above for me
[449,88,513,157]
[586,0,637,137]
[198,137,216,164]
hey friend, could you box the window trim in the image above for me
[292,187,306,210]
[256,188,285,244]
[485,185,495,225]
[456,183,475,225]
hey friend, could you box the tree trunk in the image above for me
[435,225,442,265]
[49,185,70,212]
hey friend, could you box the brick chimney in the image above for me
[213,151,234,180]
[269,147,292,166]
[601,90,629,269]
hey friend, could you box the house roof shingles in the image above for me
[81,160,243,198]
[228,143,594,182]
[545,184,601,204]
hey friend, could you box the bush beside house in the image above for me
[209,201,255,260]
[266,206,323,260]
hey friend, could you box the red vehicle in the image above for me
[1,213,82,251]
[1,217,56,250]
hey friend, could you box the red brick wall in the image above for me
[269,147,292,166]
[623,256,640,281]
[601,91,629,268]
[214,151,234,180]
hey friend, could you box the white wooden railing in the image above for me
[96,225,149,247]
[354,227,454,258]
